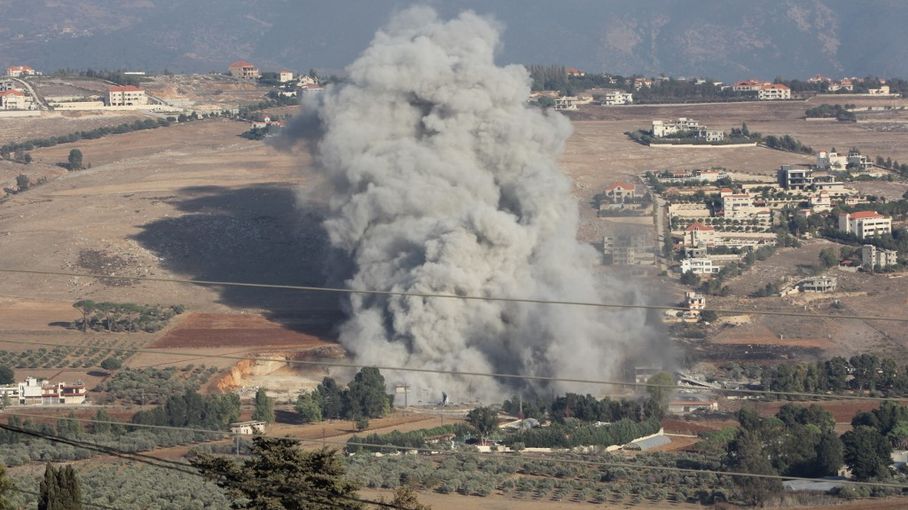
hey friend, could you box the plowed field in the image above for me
[151,312,334,349]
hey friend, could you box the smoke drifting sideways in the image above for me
[285,7,664,402]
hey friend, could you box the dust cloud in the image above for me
[286,7,661,401]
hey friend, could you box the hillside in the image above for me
[2,0,908,79]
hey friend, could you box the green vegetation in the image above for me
[762,134,813,154]
[10,461,231,509]
[39,463,81,510]
[72,300,183,333]
[626,129,756,146]
[805,104,856,121]
[466,407,499,442]
[99,357,121,371]
[0,413,218,467]
[252,388,274,423]
[131,389,240,431]
[52,68,147,87]
[0,463,12,510]
[191,437,362,510]
[346,425,461,454]
[504,418,661,449]
[0,365,13,385]
[0,340,135,370]
[95,366,218,404]
[67,149,83,171]
[295,367,393,423]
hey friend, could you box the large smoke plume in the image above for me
[297,7,658,400]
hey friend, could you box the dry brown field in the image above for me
[0,111,154,145]
[151,312,333,349]
[0,93,907,408]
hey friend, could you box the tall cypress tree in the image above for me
[38,463,58,510]
[38,464,81,510]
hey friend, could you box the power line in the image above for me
[1,267,906,322]
[0,335,906,402]
[5,411,908,492]
[0,421,404,510]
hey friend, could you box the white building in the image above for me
[838,211,892,239]
[278,70,294,83]
[799,276,837,293]
[652,118,701,137]
[2,377,86,405]
[230,421,267,435]
[758,83,791,100]
[868,85,891,95]
[600,90,633,105]
[0,89,29,110]
[553,96,578,111]
[107,85,147,106]
[6,65,36,77]
[605,181,637,202]
[846,149,873,171]
[681,257,718,274]
[733,80,764,92]
[817,150,848,170]
[862,244,899,270]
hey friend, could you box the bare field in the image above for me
[152,312,334,349]
[0,111,154,145]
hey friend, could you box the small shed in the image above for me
[230,420,266,435]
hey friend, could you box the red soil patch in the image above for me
[754,399,902,423]
[151,313,335,349]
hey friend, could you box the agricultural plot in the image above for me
[0,338,139,370]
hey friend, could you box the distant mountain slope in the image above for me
[1,0,906,80]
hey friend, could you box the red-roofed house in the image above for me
[229,60,260,79]
[6,65,35,77]
[605,181,637,202]
[0,89,28,110]
[684,222,716,247]
[758,83,791,100]
[733,80,764,92]
[566,67,585,78]
[839,211,891,239]
[107,85,147,106]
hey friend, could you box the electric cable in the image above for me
[0,267,905,322]
[0,336,905,402]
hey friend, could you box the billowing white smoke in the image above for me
[306,7,652,400]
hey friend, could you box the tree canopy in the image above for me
[191,437,361,510]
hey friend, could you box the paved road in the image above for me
[11,77,48,110]
[654,196,668,272]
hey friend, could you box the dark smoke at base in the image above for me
[284,7,668,401]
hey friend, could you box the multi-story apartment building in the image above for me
[778,165,813,190]
[600,90,633,105]
[107,85,147,106]
[839,211,892,239]
[652,117,701,137]
[228,60,260,80]
[681,257,718,274]
[758,83,791,100]
[862,244,899,270]
[0,89,29,110]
